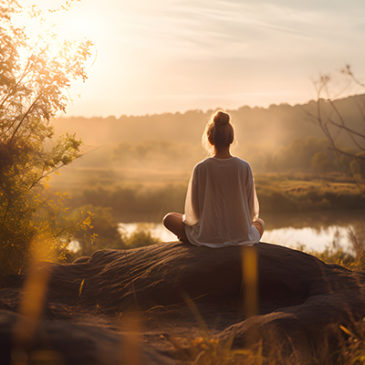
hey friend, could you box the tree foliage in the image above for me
[0,0,92,277]
[72,205,125,256]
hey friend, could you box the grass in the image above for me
[188,336,264,365]
[181,320,365,365]
[337,321,365,365]
[48,171,365,224]
[307,226,365,271]
[256,174,365,213]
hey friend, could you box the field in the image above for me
[49,164,365,224]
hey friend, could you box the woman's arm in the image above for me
[183,165,200,226]
[247,165,259,222]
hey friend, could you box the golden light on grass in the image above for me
[11,235,55,365]
[78,278,85,297]
[118,312,143,365]
[242,245,258,317]
[182,293,209,340]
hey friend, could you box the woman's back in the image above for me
[184,156,260,247]
[162,110,264,246]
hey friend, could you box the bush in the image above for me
[0,2,92,277]
[121,224,160,248]
[73,205,125,256]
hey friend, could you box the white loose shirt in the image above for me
[183,156,260,248]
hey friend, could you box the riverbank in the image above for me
[256,174,365,214]
[58,174,365,222]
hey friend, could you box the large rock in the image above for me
[0,241,364,364]
[48,242,364,311]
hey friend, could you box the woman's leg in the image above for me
[253,218,265,239]
[162,212,188,242]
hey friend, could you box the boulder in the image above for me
[0,241,364,364]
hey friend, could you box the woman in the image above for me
[163,110,264,247]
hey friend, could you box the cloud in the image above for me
[67,0,365,115]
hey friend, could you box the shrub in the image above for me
[0,1,92,277]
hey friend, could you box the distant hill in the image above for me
[47,93,365,190]
[53,93,365,150]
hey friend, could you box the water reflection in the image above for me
[263,210,365,231]
[262,226,353,252]
[118,210,365,254]
[118,223,176,243]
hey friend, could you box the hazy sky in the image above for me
[24,0,365,116]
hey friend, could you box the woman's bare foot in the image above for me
[253,218,265,238]
[162,212,189,242]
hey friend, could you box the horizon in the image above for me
[56,91,364,119]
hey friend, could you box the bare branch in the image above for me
[8,93,42,143]
[313,67,365,165]
[0,58,32,110]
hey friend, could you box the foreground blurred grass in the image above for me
[184,318,365,365]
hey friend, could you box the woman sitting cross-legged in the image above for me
[163,110,264,248]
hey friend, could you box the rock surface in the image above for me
[0,241,364,364]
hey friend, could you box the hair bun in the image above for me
[213,111,230,126]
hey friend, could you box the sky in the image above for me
[22,0,365,116]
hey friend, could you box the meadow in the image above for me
[51,167,365,223]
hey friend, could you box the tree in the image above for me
[0,0,92,276]
[313,65,365,174]
[73,205,125,256]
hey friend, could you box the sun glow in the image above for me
[48,1,104,42]
[8,0,364,117]
[54,14,99,40]
[13,1,100,54]
[10,0,98,99]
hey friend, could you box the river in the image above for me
[118,210,365,254]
